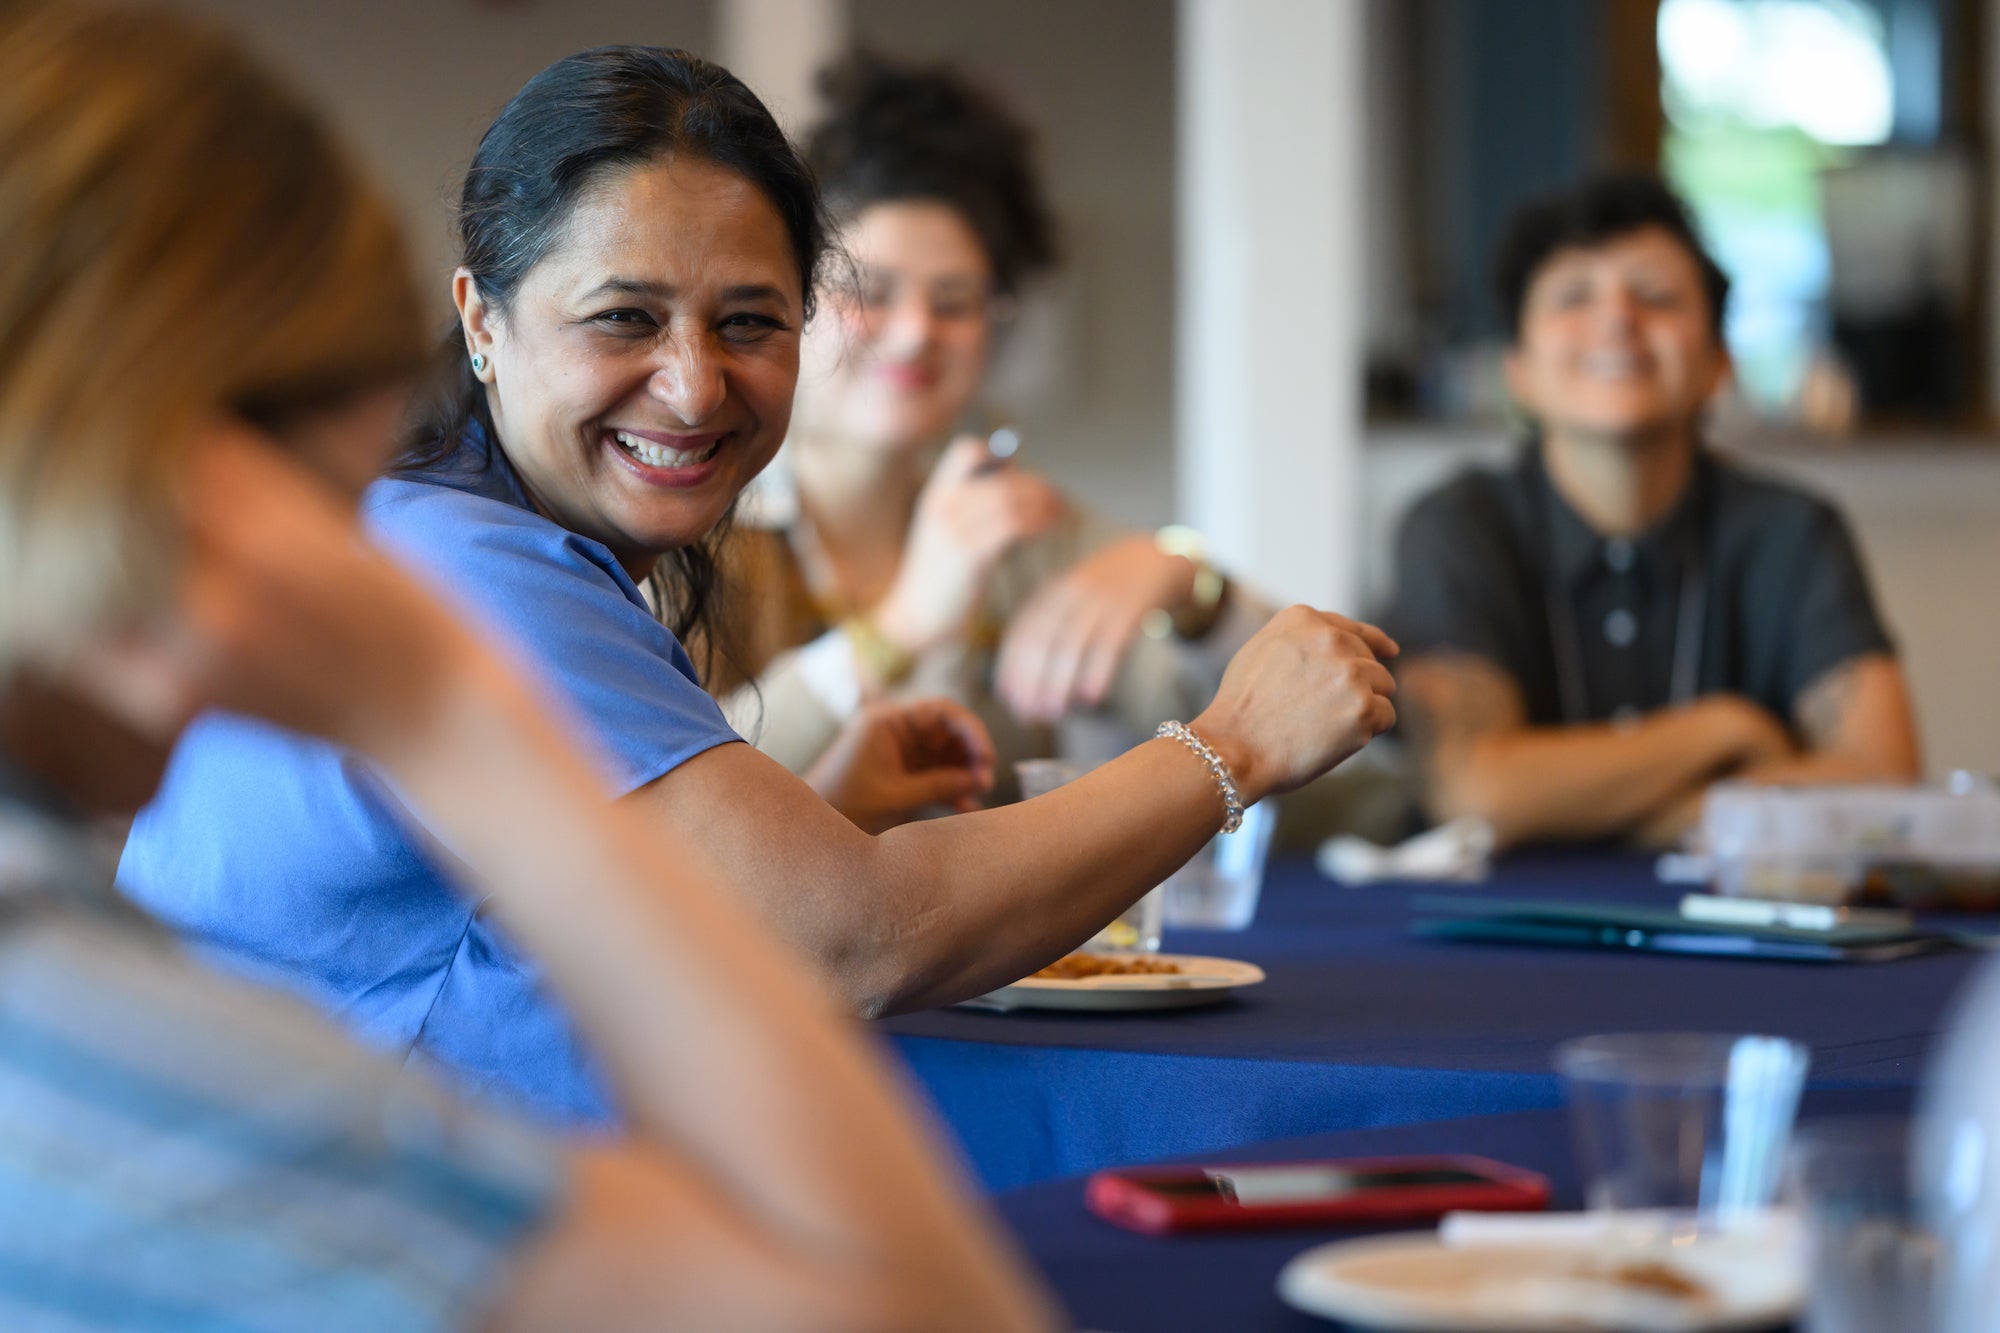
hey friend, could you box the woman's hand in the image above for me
[805,697,997,834]
[994,534,1200,723]
[74,421,470,758]
[870,437,1064,660]
[1190,605,1400,804]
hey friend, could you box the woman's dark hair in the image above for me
[403,45,828,652]
[1494,171,1730,345]
[808,51,1057,296]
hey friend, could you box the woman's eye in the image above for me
[592,308,657,331]
[930,296,982,322]
[720,313,786,343]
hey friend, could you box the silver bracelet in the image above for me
[1156,721,1244,833]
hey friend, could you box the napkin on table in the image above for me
[1315,817,1495,885]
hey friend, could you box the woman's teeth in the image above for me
[613,431,720,468]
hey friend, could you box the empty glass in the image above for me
[1161,799,1277,930]
[1014,758,1163,952]
[1555,1032,1810,1217]
[1791,1117,1938,1333]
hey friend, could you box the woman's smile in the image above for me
[606,425,729,484]
[875,360,940,393]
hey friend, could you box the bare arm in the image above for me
[1628,653,1921,848]
[630,605,1401,1017]
[1399,652,1792,848]
[1745,652,1920,785]
[129,432,1055,1333]
[380,648,1048,1333]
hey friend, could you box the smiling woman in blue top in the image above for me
[120,44,1400,1125]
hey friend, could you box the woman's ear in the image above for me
[453,269,497,384]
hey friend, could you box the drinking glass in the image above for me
[1790,1117,1938,1333]
[1161,800,1277,930]
[1555,1032,1810,1217]
[1015,758,1164,952]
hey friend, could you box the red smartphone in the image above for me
[1084,1154,1549,1235]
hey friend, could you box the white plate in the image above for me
[965,953,1265,1011]
[1276,1228,1801,1332]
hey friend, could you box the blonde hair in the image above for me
[0,1,423,671]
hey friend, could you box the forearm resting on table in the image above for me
[1568,657,1919,850]
[1426,709,1748,848]
[369,643,1051,1333]
[1776,653,1921,785]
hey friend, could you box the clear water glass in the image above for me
[1790,1117,1938,1333]
[1555,1032,1810,1217]
[1161,800,1277,930]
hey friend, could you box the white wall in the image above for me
[160,0,711,307]
[1176,0,1367,611]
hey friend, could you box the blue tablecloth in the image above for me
[996,1084,1913,1333]
[882,852,1986,1190]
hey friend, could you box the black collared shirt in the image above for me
[1386,443,1895,727]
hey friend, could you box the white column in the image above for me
[715,0,850,136]
[1987,0,2000,418]
[1175,0,1367,613]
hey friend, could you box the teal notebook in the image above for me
[1409,893,1965,964]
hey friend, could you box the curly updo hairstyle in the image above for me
[807,52,1058,297]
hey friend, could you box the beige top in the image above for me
[704,507,1271,803]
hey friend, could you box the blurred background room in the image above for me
[159,0,2000,780]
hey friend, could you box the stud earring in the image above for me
[470,352,488,374]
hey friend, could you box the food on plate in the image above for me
[1605,1259,1712,1304]
[1032,953,1182,981]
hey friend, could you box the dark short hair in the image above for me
[1493,172,1730,344]
[807,51,1058,296]
[404,45,830,654]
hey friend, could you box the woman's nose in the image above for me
[873,289,938,357]
[649,340,727,424]
[1594,286,1643,330]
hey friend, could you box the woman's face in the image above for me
[465,156,803,575]
[795,200,995,456]
[1504,225,1730,447]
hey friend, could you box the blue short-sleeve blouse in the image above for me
[117,428,741,1125]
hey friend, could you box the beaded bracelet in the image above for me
[1156,720,1244,833]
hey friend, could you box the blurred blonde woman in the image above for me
[0,5,1053,1329]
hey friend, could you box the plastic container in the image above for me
[1698,781,2000,908]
